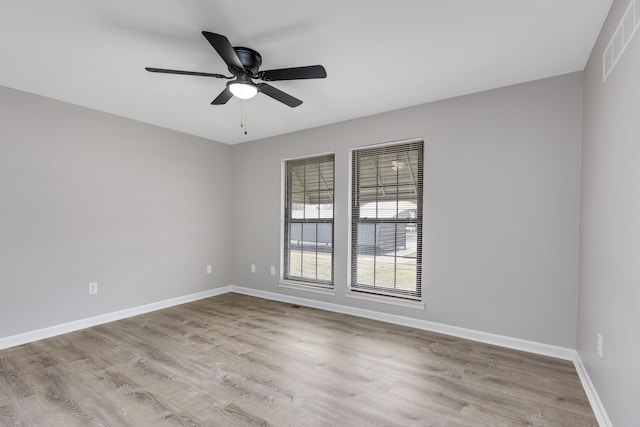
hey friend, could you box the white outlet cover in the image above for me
[597,333,603,357]
[89,282,98,295]
[270,266,276,275]
[251,264,256,273]
[206,265,212,274]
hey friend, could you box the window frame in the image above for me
[348,139,424,302]
[281,152,335,290]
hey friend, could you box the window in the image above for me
[351,140,423,300]
[283,154,335,288]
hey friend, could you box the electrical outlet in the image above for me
[251,264,256,273]
[597,333,603,357]
[270,266,276,276]
[88,282,98,295]
[206,264,212,274]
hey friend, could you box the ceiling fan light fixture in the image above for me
[228,81,258,100]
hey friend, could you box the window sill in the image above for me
[278,281,336,296]
[344,291,425,309]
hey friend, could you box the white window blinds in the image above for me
[283,154,335,287]
[351,141,423,300]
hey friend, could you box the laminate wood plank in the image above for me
[0,293,597,426]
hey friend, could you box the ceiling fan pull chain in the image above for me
[240,99,244,130]
[239,99,248,135]
[244,100,248,135]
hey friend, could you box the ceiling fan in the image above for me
[146,31,327,108]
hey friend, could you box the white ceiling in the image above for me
[0,0,612,145]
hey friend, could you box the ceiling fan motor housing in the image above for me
[233,47,262,76]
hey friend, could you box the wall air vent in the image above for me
[603,0,640,82]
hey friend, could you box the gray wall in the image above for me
[232,72,583,348]
[579,0,640,425]
[0,86,233,338]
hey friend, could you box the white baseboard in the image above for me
[574,353,612,427]
[229,285,575,361]
[0,284,574,361]
[0,286,232,351]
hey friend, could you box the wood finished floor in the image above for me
[0,293,596,426]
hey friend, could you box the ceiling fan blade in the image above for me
[211,87,233,105]
[258,65,327,81]
[145,67,228,78]
[202,31,243,70]
[258,83,302,108]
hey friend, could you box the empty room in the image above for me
[0,1,638,426]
